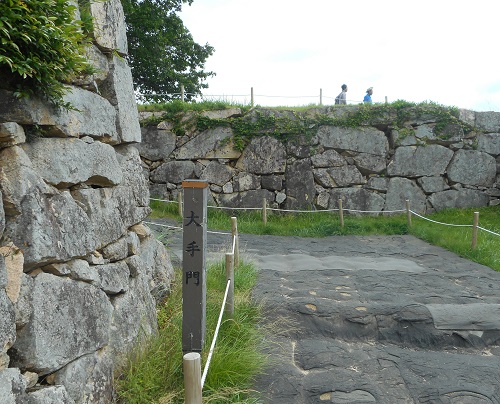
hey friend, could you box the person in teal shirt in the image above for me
[363,87,373,103]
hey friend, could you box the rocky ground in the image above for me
[152,221,500,403]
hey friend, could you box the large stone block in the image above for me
[151,160,196,184]
[13,274,33,330]
[417,176,450,194]
[352,152,386,174]
[201,108,242,120]
[72,187,150,249]
[327,165,365,186]
[261,174,283,191]
[0,368,28,403]
[90,0,128,55]
[137,126,176,161]
[233,172,260,192]
[115,145,150,207]
[109,274,157,359]
[285,159,316,209]
[131,235,174,302]
[310,149,346,168]
[476,133,500,156]
[44,259,99,284]
[328,188,385,214]
[429,189,490,211]
[317,126,388,155]
[51,86,119,142]
[0,242,24,303]
[475,111,500,132]
[0,146,48,216]
[0,90,55,126]
[385,177,427,213]
[0,122,26,148]
[387,145,454,178]
[7,187,96,270]
[201,161,236,186]
[51,350,113,404]
[10,273,112,375]
[0,86,117,141]
[215,189,275,209]
[27,385,75,403]
[175,127,238,160]
[71,44,110,90]
[447,150,497,187]
[93,261,130,295]
[22,137,123,188]
[313,168,336,188]
[236,136,286,174]
[0,277,16,353]
[101,55,141,143]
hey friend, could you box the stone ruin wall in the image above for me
[0,0,173,402]
[139,108,500,214]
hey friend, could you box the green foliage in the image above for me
[115,261,267,403]
[139,99,251,114]
[0,0,92,107]
[142,99,473,151]
[122,0,215,103]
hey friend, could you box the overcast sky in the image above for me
[179,0,499,111]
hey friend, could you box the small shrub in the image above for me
[0,0,92,107]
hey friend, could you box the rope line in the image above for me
[150,198,176,203]
[477,226,500,237]
[210,205,262,211]
[410,211,473,228]
[143,221,182,230]
[148,199,499,237]
[346,208,406,214]
[201,279,231,387]
[145,220,234,236]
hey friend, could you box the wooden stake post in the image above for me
[182,180,208,353]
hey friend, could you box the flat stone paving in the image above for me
[155,222,500,403]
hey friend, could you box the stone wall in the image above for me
[0,0,173,402]
[139,107,500,214]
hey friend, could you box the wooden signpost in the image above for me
[182,180,208,353]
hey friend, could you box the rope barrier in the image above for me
[148,198,499,237]
[201,278,231,387]
[409,211,473,227]
[150,198,176,203]
[346,208,406,214]
[210,205,262,211]
[143,221,182,230]
[144,220,234,237]
[477,226,500,237]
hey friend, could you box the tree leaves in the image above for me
[122,0,215,102]
[0,0,91,107]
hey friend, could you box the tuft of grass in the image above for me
[115,260,267,403]
[138,99,252,114]
[149,201,499,271]
[409,206,499,271]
